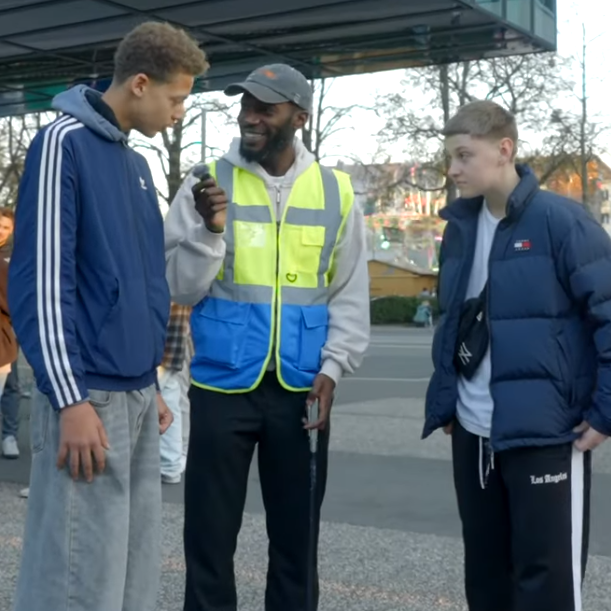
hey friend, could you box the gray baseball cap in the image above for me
[224,64,312,111]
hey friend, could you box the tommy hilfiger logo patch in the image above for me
[514,239,531,251]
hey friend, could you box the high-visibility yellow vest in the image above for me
[190,158,354,393]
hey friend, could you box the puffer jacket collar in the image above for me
[441,164,539,224]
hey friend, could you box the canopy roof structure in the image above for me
[0,0,557,116]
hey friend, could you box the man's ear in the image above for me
[499,137,515,163]
[294,111,309,131]
[129,73,150,98]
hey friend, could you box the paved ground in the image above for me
[3,327,611,610]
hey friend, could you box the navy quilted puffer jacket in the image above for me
[423,165,611,451]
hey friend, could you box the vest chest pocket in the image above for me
[194,299,251,370]
[281,225,326,289]
[300,226,326,270]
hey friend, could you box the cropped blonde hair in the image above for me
[443,100,518,158]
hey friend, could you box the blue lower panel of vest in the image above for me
[278,303,329,388]
[190,297,272,390]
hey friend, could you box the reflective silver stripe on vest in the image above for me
[233,206,272,223]
[209,282,273,304]
[215,159,236,287]
[210,284,327,307]
[216,157,234,202]
[212,159,342,304]
[282,286,328,306]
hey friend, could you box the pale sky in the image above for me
[143,0,611,208]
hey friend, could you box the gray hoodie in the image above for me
[164,137,370,384]
[52,85,127,143]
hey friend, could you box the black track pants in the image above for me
[452,421,591,611]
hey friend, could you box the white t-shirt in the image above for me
[456,202,501,438]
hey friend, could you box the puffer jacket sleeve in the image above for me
[557,215,611,435]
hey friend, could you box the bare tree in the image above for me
[302,78,374,162]
[377,61,481,204]
[133,80,374,203]
[0,113,55,208]
[132,96,235,205]
[0,118,29,207]
[377,52,603,206]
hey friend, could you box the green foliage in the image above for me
[370,296,439,325]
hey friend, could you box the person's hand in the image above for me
[443,422,454,435]
[57,402,110,482]
[192,175,228,233]
[157,393,173,435]
[574,421,608,452]
[304,374,336,431]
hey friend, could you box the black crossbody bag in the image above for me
[454,281,489,379]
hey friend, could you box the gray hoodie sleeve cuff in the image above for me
[320,359,344,385]
[189,222,226,246]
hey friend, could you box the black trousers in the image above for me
[452,422,591,611]
[184,373,329,611]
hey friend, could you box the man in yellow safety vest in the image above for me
[164,63,370,611]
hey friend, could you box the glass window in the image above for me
[474,0,503,17]
[534,0,556,44]
[506,0,532,30]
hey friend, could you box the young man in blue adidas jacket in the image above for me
[8,22,208,611]
[424,100,611,611]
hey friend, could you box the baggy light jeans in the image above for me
[12,385,162,611]
[158,366,183,479]
[0,369,9,400]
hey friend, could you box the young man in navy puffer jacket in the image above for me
[424,100,611,611]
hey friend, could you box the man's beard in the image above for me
[239,120,294,164]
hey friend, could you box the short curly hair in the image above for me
[114,22,209,84]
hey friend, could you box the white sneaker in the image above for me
[19,487,29,499]
[161,473,181,485]
[2,435,19,459]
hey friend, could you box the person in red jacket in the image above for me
[0,257,18,393]
[0,208,21,460]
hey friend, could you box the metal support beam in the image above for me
[0,0,557,116]
[0,39,102,72]
[0,0,69,17]
[96,0,341,76]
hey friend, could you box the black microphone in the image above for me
[192,163,212,183]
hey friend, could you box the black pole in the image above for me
[306,401,319,611]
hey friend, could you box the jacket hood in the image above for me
[52,85,127,143]
[223,136,316,184]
